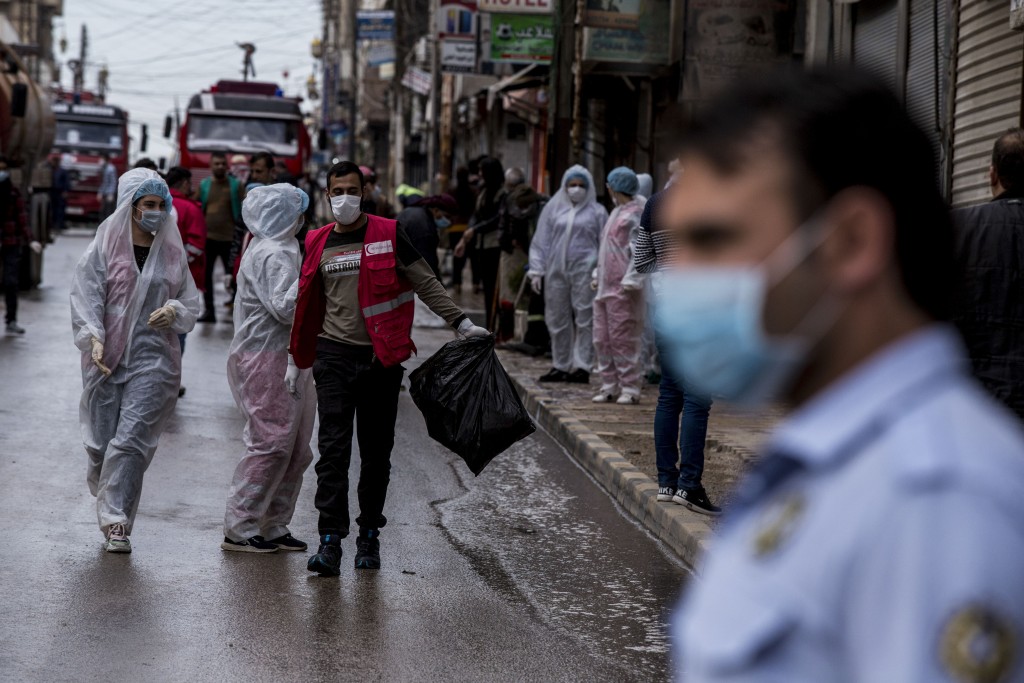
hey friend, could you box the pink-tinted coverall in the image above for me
[593,197,646,397]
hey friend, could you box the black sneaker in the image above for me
[538,368,570,383]
[268,533,308,552]
[657,486,676,502]
[566,369,591,384]
[307,535,342,576]
[220,535,279,553]
[198,311,217,324]
[672,487,722,516]
[354,529,381,570]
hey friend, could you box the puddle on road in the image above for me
[436,437,681,680]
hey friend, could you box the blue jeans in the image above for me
[654,341,712,491]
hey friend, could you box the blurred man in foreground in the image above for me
[660,68,1024,681]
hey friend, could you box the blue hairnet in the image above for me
[132,177,172,210]
[565,170,589,189]
[607,167,639,195]
[298,188,310,213]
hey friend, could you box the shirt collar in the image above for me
[768,325,967,469]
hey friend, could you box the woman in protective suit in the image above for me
[592,167,647,404]
[71,168,201,553]
[222,183,315,553]
[527,165,608,383]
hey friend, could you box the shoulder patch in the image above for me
[940,605,1016,683]
[751,492,806,559]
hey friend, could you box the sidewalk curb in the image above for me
[509,372,714,572]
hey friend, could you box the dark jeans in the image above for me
[312,338,405,537]
[654,337,713,491]
[478,247,501,330]
[50,191,66,232]
[2,245,20,324]
[203,239,233,312]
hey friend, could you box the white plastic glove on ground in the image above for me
[457,318,489,338]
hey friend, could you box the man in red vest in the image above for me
[290,161,488,576]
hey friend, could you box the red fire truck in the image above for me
[50,93,130,221]
[170,80,311,183]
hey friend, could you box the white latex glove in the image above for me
[285,354,301,398]
[224,274,234,290]
[91,337,111,377]
[457,318,489,338]
[148,305,176,329]
[530,274,543,295]
[621,278,643,292]
[29,241,42,255]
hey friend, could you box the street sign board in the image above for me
[357,11,396,41]
[401,66,433,96]
[479,0,552,14]
[441,38,478,72]
[490,15,554,62]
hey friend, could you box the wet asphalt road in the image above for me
[0,235,689,682]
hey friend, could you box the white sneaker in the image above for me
[592,392,617,403]
[616,393,640,405]
[105,523,132,553]
[5,322,25,335]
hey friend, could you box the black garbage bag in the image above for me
[409,335,536,475]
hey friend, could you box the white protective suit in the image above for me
[224,184,315,542]
[71,168,201,535]
[528,166,608,372]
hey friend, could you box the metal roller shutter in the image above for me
[852,0,901,92]
[950,0,1023,206]
[905,0,949,179]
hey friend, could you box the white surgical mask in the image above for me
[135,208,166,235]
[566,186,587,205]
[330,194,362,225]
[653,220,837,405]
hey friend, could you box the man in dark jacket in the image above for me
[0,156,42,335]
[952,128,1024,420]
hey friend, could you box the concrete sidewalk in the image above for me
[497,348,782,571]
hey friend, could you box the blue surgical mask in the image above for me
[136,208,166,234]
[0,171,9,183]
[652,223,835,405]
[435,216,451,230]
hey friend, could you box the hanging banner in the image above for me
[401,66,433,96]
[479,0,552,14]
[357,11,396,41]
[490,15,554,62]
[583,0,640,29]
[436,0,479,38]
[441,38,478,72]
[583,0,670,63]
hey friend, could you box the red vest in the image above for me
[290,216,416,369]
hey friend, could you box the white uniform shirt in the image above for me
[674,327,1024,682]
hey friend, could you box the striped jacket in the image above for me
[633,189,675,273]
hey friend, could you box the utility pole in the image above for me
[72,24,87,94]
[548,0,574,193]
[427,5,440,192]
[349,0,358,160]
